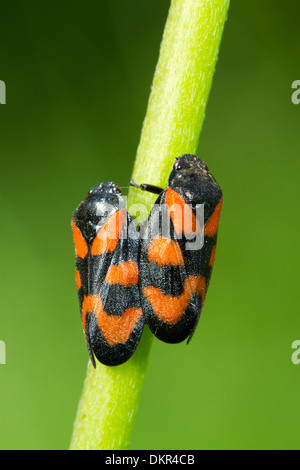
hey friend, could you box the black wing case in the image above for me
[72,184,144,366]
[139,185,222,344]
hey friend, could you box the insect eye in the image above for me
[173,161,182,170]
[112,185,121,194]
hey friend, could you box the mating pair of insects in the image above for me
[72,154,223,367]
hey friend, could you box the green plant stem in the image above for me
[70,0,229,450]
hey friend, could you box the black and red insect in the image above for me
[131,154,223,344]
[72,181,144,367]
[72,155,222,366]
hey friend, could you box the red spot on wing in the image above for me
[91,209,126,256]
[105,259,139,286]
[204,197,223,237]
[72,219,88,259]
[143,275,206,325]
[148,236,184,266]
[165,188,200,237]
[209,245,217,267]
[75,269,82,290]
[81,294,142,346]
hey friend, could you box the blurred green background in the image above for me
[1,0,299,450]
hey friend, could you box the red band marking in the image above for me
[91,209,126,256]
[72,219,88,259]
[143,275,206,325]
[75,269,82,290]
[81,294,142,346]
[204,198,223,237]
[105,259,139,286]
[165,188,200,237]
[148,236,184,266]
[209,245,217,267]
